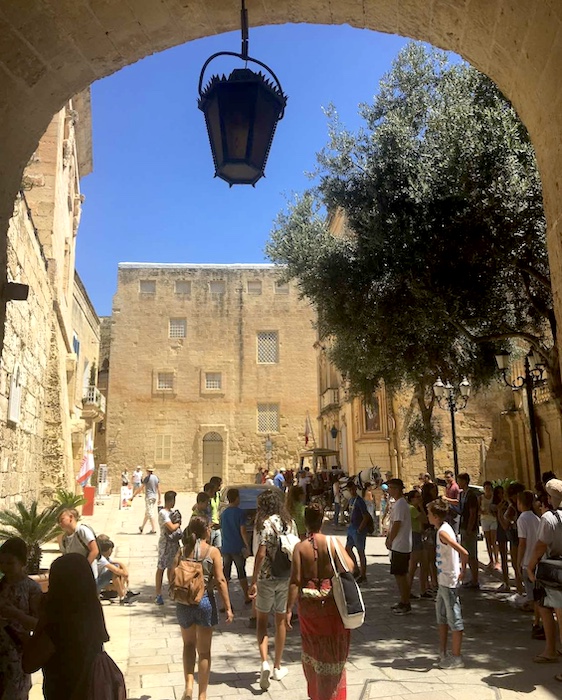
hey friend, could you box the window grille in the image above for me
[72,333,80,358]
[169,318,187,338]
[155,434,172,462]
[175,280,191,295]
[209,280,225,294]
[139,280,156,294]
[257,331,279,363]
[257,404,280,433]
[157,372,174,391]
[274,281,289,295]
[247,280,262,295]
[205,372,222,390]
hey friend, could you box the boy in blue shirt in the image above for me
[220,488,252,604]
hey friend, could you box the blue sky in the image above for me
[76,25,410,316]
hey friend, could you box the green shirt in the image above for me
[409,504,422,534]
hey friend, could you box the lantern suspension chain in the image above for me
[241,0,249,61]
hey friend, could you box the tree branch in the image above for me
[515,261,551,292]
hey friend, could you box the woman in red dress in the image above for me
[286,503,354,700]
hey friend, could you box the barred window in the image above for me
[274,281,289,295]
[139,280,156,294]
[175,280,191,295]
[209,280,225,294]
[169,318,187,338]
[157,372,174,391]
[155,434,172,462]
[247,280,262,295]
[257,331,279,364]
[205,372,222,390]
[257,404,280,433]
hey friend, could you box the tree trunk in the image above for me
[415,383,436,480]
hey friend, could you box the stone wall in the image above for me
[106,264,318,491]
[0,195,52,507]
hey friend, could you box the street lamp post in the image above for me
[495,350,544,486]
[432,377,471,480]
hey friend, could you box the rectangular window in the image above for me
[157,372,174,391]
[139,280,156,294]
[72,333,80,359]
[205,372,222,390]
[257,331,279,364]
[274,281,289,295]
[247,280,262,295]
[7,365,22,425]
[175,280,191,295]
[169,318,187,338]
[363,394,381,432]
[257,403,280,433]
[209,280,225,294]
[155,434,172,463]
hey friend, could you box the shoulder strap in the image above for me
[554,510,562,525]
[75,525,93,553]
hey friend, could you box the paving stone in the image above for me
[141,671,185,688]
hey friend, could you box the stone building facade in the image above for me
[0,93,103,508]
[106,264,317,490]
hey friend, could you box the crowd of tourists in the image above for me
[2,464,562,699]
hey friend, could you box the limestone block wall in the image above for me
[392,383,517,489]
[0,195,52,507]
[107,264,318,491]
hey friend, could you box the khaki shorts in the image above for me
[256,578,289,615]
[145,497,157,519]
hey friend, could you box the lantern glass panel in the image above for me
[221,82,253,161]
[205,93,223,167]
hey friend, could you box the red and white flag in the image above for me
[76,437,95,486]
[304,414,312,446]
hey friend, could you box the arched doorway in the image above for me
[1,2,562,380]
[202,431,224,484]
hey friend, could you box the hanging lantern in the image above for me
[197,0,287,186]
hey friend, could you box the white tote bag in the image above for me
[327,536,365,629]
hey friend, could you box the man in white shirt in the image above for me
[516,490,541,631]
[385,479,413,615]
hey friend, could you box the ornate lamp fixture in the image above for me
[198,0,287,186]
[330,425,339,439]
[432,376,471,479]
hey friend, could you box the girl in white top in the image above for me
[479,480,498,570]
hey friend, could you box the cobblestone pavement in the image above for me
[30,492,561,700]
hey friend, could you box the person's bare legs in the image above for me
[256,610,270,662]
[358,549,367,578]
[498,541,510,589]
[408,551,422,593]
[420,550,429,594]
[180,626,197,699]
[112,576,126,599]
[510,544,523,594]
[273,612,287,670]
[345,544,359,575]
[395,574,410,605]
[484,530,495,567]
[451,630,463,657]
[155,568,165,596]
[537,606,558,659]
[196,626,213,700]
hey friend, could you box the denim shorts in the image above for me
[412,531,423,552]
[256,578,289,615]
[176,590,218,628]
[435,585,464,631]
[346,525,367,553]
[96,569,113,592]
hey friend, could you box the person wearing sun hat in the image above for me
[527,478,562,673]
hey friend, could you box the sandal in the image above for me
[533,655,558,664]
[555,673,562,682]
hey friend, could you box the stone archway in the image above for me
[1,1,562,371]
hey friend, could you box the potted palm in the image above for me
[52,488,87,511]
[0,500,61,589]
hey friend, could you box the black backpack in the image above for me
[270,523,292,578]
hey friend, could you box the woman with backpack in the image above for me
[57,508,100,580]
[248,489,298,690]
[172,516,233,700]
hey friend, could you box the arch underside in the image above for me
[0,0,561,367]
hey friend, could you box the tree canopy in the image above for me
[266,43,555,471]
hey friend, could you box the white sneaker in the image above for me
[272,666,288,681]
[434,652,447,668]
[260,661,271,689]
[438,655,464,669]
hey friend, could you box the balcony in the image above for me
[82,385,106,421]
[320,387,340,413]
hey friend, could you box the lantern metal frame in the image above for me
[432,377,471,479]
[197,0,286,186]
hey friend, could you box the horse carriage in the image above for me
[297,448,382,524]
